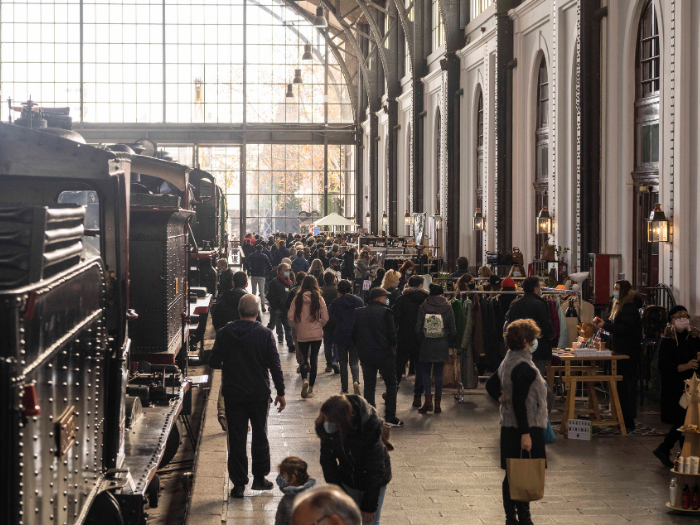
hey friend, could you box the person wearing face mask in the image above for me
[653,305,700,467]
[398,260,417,291]
[352,288,404,427]
[505,277,555,377]
[267,263,295,349]
[594,280,643,431]
[315,395,392,525]
[274,456,317,525]
[486,319,547,525]
[508,264,526,279]
[415,284,457,414]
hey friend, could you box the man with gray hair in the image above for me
[292,485,362,525]
[209,293,286,498]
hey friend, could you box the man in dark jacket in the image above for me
[266,263,294,350]
[209,294,286,498]
[352,288,403,427]
[261,241,273,263]
[217,258,235,295]
[341,248,355,281]
[506,276,555,376]
[291,252,310,273]
[272,240,290,266]
[321,272,340,374]
[212,271,261,331]
[449,256,470,278]
[329,280,364,394]
[246,244,272,313]
[392,274,429,407]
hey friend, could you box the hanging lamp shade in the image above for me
[293,68,303,84]
[404,209,413,226]
[286,83,294,98]
[302,44,313,61]
[433,209,443,229]
[537,205,552,235]
[313,6,328,27]
[473,208,484,231]
[647,203,669,242]
[382,210,389,231]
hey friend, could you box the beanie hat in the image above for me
[429,283,444,296]
[502,277,516,290]
[668,305,688,319]
[489,275,502,287]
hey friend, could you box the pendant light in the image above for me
[433,209,443,230]
[302,44,313,61]
[404,210,413,226]
[365,211,371,231]
[382,211,389,233]
[286,83,294,98]
[293,68,303,84]
[647,203,669,242]
[537,205,552,235]
[313,6,328,28]
[473,208,484,231]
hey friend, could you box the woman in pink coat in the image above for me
[288,275,329,399]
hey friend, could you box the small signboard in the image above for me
[314,226,320,235]
[362,280,371,291]
[567,419,592,441]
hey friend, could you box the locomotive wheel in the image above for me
[85,491,124,525]
[158,422,181,469]
[147,474,160,508]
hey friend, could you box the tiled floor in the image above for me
[186,308,697,525]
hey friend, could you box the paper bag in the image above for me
[506,451,546,502]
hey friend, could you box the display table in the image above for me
[547,352,630,436]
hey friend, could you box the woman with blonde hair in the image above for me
[309,259,325,283]
[508,264,526,278]
[478,265,493,278]
[381,269,401,307]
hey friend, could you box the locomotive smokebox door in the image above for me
[56,405,76,457]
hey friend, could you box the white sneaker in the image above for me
[353,382,361,396]
[301,380,309,399]
[307,387,314,398]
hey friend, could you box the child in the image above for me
[275,456,317,525]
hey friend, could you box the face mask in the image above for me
[612,291,619,300]
[674,318,690,331]
[323,422,338,434]
[406,270,413,275]
[529,339,539,354]
[385,298,390,306]
[513,271,521,277]
[284,271,290,278]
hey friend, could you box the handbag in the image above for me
[511,247,524,266]
[544,421,556,445]
[541,244,556,262]
[506,450,546,502]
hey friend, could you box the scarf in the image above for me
[278,274,291,286]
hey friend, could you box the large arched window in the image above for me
[632,0,661,287]
[534,56,549,258]
[475,88,484,266]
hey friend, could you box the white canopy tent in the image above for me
[312,212,358,231]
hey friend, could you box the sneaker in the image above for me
[332,363,340,375]
[218,414,228,432]
[325,366,333,373]
[230,485,245,498]
[301,380,309,399]
[307,387,314,398]
[251,477,273,491]
[278,339,284,344]
[296,365,301,373]
[385,417,404,428]
[261,305,267,313]
[340,390,349,395]
[353,382,361,396]
[289,347,296,353]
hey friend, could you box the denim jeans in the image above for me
[422,361,445,396]
[323,331,339,366]
[268,307,294,347]
[341,483,387,525]
[337,344,360,392]
[250,276,266,305]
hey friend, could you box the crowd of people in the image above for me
[209,230,695,524]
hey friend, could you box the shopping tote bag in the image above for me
[506,450,546,502]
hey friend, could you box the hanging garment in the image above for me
[459,298,478,389]
[556,297,568,349]
[452,298,467,348]
[548,299,560,349]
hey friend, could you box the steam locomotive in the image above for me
[0,103,227,525]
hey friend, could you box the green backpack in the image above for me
[424,313,445,338]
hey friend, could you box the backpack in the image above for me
[424,313,445,338]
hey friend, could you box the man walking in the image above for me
[505,276,555,376]
[246,243,272,313]
[267,262,295,348]
[209,294,286,498]
[352,287,403,427]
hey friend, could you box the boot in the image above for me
[653,444,674,468]
[502,476,518,525]
[418,394,433,413]
[434,396,442,414]
[412,393,422,408]
[515,502,533,525]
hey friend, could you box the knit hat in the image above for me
[669,305,689,319]
[429,283,444,296]
[369,287,391,300]
[489,275,502,287]
[502,277,516,290]
[330,257,340,265]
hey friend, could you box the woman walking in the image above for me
[315,395,392,525]
[486,319,548,525]
[415,284,457,414]
[653,305,700,467]
[288,276,329,399]
[397,260,417,291]
[381,269,401,307]
[309,259,325,283]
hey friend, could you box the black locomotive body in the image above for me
[0,121,193,525]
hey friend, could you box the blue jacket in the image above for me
[246,251,272,277]
[262,247,273,263]
[272,246,290,266]
[328,293,364,346]
[291,256,310,273]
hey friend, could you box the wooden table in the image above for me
[547,353,630,436]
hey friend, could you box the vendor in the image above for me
[593,280,643,431]
[653,305,700,468]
